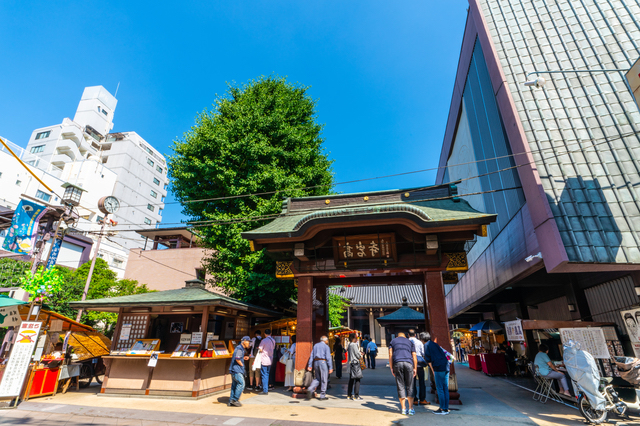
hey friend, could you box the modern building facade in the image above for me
[437,0,640,354]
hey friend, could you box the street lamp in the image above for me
[61,183,86,206]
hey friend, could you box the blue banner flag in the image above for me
[45,234,63,270]
[2,200,49,255]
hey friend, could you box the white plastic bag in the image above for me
[252,353,262,371]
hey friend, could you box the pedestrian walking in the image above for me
[248,330,262,391]
[367,340,378,369]
[334,338,344,379]
[389,332,417,416]
[361,334,370,368]
[422,332,450,415]
[410,330,427,405]
[284,335,296,391]
[347,333,363,400]
[229,336,251,406]
[306,336,334,400]
[258,329,275,395]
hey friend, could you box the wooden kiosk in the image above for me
[69,280,280,398]
[242,183,497,402]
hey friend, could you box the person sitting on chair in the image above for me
[534,344,570,396]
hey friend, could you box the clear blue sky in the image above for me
[0,1,469,226]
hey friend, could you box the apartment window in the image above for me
[144,218,152,225]
[150,190,157,198]
[15,180,21,186]
[153,178,160,186]
[26,160,36,166]
[35,190,51,203]
[161,196,165,203]
[35,131,50,140]
[113,258,123,266]
[147,158,154,167]
[145,146,153,155]
[156,165,163,173]
[30,145,45,154]
[147,204,155,212]
[158,208,163,216]
[101,108,108,116]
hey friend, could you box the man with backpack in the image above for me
[422,332,451,415]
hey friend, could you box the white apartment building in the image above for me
[0,139,129,277]
[3,85,168,274]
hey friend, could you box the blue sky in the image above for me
[0,1,468,225]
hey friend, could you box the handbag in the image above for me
[359,357,366,370]
[252,354,262,371]
[417,355,427,368]
[350,361,363,379]
[279,351,290,365]
[303,370,314,388]
[294,369,305,387]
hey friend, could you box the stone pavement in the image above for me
[0,348,591,426]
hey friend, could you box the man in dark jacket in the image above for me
[422,332,450,415]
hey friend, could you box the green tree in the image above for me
[169,76,334,309]
[328,292,350,328]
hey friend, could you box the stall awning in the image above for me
[0,295,28,307]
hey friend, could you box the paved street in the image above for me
[0,348,591,426]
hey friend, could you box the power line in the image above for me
[116,129,640,208]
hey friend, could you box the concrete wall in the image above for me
[124,247,208,291]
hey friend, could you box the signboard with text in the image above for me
[0,321,42,398]
[505,320,525,341]
[333,233,397,263]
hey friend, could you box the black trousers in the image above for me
[348,378,361,396]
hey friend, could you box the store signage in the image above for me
[0,321,42,398]
[191,332,203,345]
[120,324,132,340]
[621,307,640,358]
[626,56,640,110]
[504,320,525,341]
[332,233,397,263]
[180,334,192,344]
[559,327,609,359]
[0,306,21,328]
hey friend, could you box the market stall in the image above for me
[469,321,508,375]
[250,317,296,383]
[69,279,280,398]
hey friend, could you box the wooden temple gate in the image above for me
[243,183,496,401]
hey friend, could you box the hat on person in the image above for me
[241,336,251,342]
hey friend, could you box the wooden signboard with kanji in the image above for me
[332,233,397,264]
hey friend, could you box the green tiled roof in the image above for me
[69,285,280,316]
[243,183,496,239]
[376,306,425,323]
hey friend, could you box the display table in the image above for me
[101,355,232,398]
[479,353,508,376]
[468,354,482,371]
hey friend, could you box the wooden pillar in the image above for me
[201,306,209,334]
[314,285,328,342]
[425,271,451,352]
[293,276,313,398]
[110,308,125,351]
[425,271,461,405]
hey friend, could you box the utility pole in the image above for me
[30,217,54,274]
[76,217,108,322]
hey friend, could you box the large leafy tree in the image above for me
[169,76,334,309]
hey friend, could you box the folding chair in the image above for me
[529,363,562,404]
